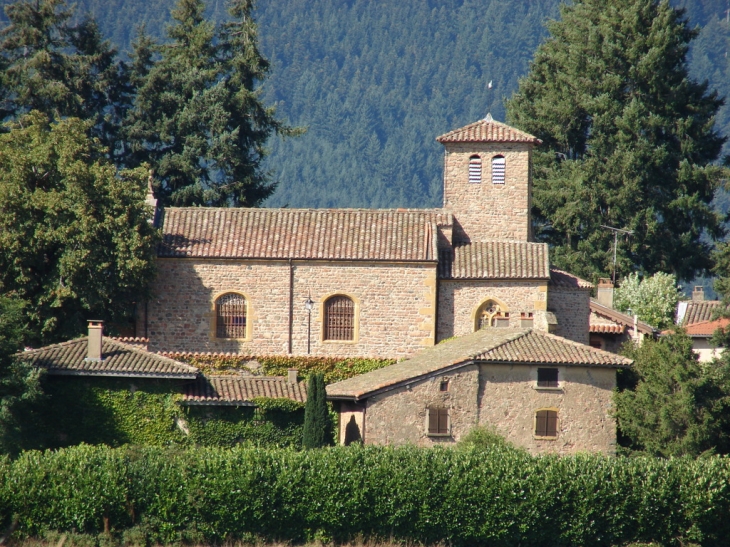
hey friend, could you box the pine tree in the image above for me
[0,0,130,154]
[0,111,158,345]
[302,373,332,449]
[506,0,726,282]
[125,0,297,207]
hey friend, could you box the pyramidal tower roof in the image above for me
[436,115,542,144]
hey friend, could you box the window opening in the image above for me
[477,300,509,329]
[324,295,355,341]
[215,293,247,338]
[492,155,505,184]
[439,379,450,392]
[428,407,449,435]
[535,409,558,437]
[468,155,482,184]
[537,368,559,388]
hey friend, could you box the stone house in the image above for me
[140,117,594,357]
[326,327,631,455]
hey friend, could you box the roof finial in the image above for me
[484,112,494,122]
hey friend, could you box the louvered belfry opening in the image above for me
[492,155,505,184]
[535,409,558,437]
[215,293,247,338]
[324,295,355,340]
[468,155,482,184]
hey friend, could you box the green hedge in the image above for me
[3,444,730,546]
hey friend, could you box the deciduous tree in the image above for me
[0,111,158,345]
[613,272,681,328]
[506,0,726,282]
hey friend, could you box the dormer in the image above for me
[436,115,541,243]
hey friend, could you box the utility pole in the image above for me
[600,225,633,284]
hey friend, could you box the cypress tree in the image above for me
[302,373,332,449]
[506,0,726,282]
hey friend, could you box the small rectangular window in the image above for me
[439,379,449,392]
[535,410,558,437]
[537,368,559,388]
[428,407,449,435]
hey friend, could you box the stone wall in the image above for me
[146,258,437,357]
[548,287,591,345]
[359,363,618,455]
[442,142,532,242]
[437,279,547,340]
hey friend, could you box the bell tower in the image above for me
[437,115,541,243]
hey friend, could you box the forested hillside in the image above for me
[1,0,728,209]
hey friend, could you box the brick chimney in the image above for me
[87,320,104,361]
[692,286,705,302]
[288,369,298,384]
[597,278,614,308]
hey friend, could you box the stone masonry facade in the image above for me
[147,258,436,357]
[359,363,617,455]
[548,287,591,345]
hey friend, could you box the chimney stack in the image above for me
[597,278,614,308]
[288,369,298,384]
[692,286,705,302]
[87,320,104,361]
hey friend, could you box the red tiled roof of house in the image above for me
[327,328,631,400]
[680,300,724,326]
[182,375,307,405]
[589,300,655,335]
[158,208,451,262]
[436,118,542,144]
[549,268,593,289]
[20,338,198,378]
[682,318,730,337]
[438,241,550,279]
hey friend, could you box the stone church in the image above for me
[140,117,594,357]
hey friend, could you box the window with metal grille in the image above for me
[477,300,509,330]
[492,155,505,184]
[535,409,558,437]
[428,407,449,435]
[537,368,559,388]
[324,295,355,341]
[468,155,482,183]
[215,293,247,338]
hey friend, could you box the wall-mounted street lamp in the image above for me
[305,294,314,354]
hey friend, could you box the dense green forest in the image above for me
[0,0,728,210]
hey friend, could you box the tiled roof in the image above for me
[182,375,307,405]
[438,241,550,279]
[158,208,451,261]
[436,118,542,144]
[327,328,631,400]
[589,311,625,334]
[682,318,730,337]
[549,268,593,289]
[20,338,198,378]
[109,337,149,350]
[589,300,655,335]
[679,300,724,326]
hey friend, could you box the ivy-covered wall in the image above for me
[20,376,305,451]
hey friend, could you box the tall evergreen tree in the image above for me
[0,111,158,345]
[0,0,130,154]
[506,0,726,282]
[125,0,296,207]
[302,373,332,449]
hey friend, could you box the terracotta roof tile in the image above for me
[182,375,307,405]
[682,318,730,337]
[589,300,655,334]
[436,118,542,144]
[589,311,625,334]
[549,268,593,289]
[680,301,724,326]
[438,241,550,279]
[327,328,631,400]
[158,208,451,261]
[20,338,198,378]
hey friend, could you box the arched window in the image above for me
[324,295,355,341]
[476,300,509,330]
[535,409,558,438]
[492,155,505,184]
[468,155,482,184]
[215,293,247,338]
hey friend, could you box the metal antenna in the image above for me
[600,225,633,284]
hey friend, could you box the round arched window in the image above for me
[215,293,247,338]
